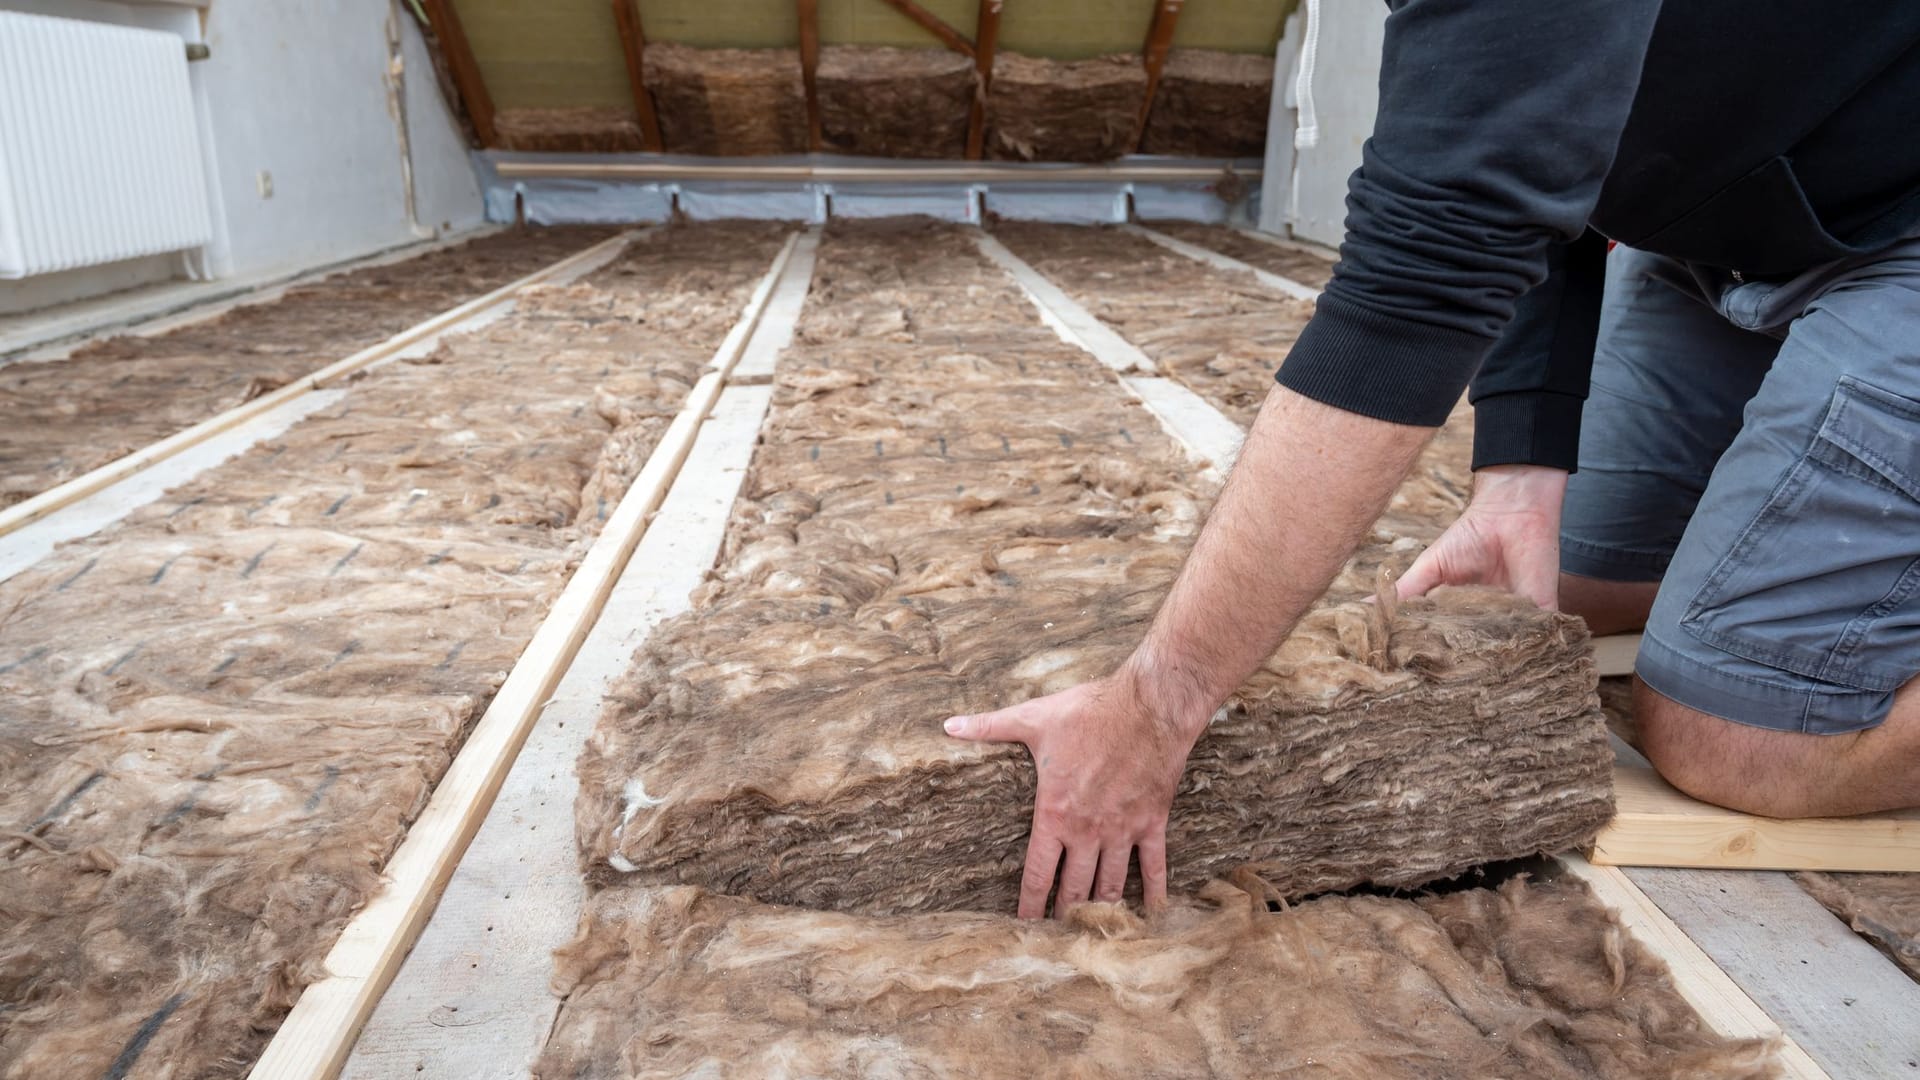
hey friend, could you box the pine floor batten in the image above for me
[248,229,816,1080]
[1124,223,1325,302]
[1557,857,1831,1079]
[1594,763,1920,873]
[2,227,507,367]
[0,231,640,543]
[1230,225,1341,264]
[990,242,1829,1070]
[974,231,1244,479]
[341,384,781,1080]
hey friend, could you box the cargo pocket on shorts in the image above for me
[1682,376,1920,692]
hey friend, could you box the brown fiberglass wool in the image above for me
[1140,49,1274,158]
[573,221,1614,916]
[0,223,792,1079]
[0,227,612,511]
[535,876,1777,1079]
[991,220,1475,556]
[643,45,808,156]
[987,53,1145,162]
[818,46,974,159]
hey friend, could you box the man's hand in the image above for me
[944,387,1435,922]
[944,663,1206,919]
[1396,464,1567,610]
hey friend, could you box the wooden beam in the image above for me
[248,232,812,1080]
[965,0,1002,159]
[610,0,663,151]
[1591,763,1920,872]
[0,234,636,546]
[1557,855,1829,1079]
[797,0,823,151]
[344,237,819,1078]
[1123,223,1322,301]
[876,0,973,57]
[419,0,495,147]
[1593,631,1639,677]
[1131,0,1183,153]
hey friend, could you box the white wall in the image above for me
[198,0,483,277]
[1258,1,1385,249]
[0,0,482,312]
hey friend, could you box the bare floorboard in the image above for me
[1625,867,1920,1078]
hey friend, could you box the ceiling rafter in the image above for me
[1132,0,1183,153]
[964,0,1002,159]
[420,0,496,148]
[610,0,663,152]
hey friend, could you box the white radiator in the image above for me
[0,12,213,279]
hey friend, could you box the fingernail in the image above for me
[944,716,966,736]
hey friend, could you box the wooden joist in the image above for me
[1592,631,1640,677]
[877,0,973,57]
[249,231,813,1080]
[1557,856,1829,1079]
[1132,0,1184,153]
[610,0,663,151]
[419,0,495,147]
[797,0,823,151]
[0,233,636,545]
[965,0,1002,159]
[1594,763,1920,873]
[343,233,821,1079]
[1124,223,1323,302]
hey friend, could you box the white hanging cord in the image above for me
[1293,0,1322,150]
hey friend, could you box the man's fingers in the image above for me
[1395,547,1447,601]
[1053,844,1100,918]
[1091,842,1133,904]
[1017,827,1063,920]
[943,700,1036,744]
[1138,828,1169,913]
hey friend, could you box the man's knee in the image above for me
[1559,573,1659,635]
[1633,679,1825,819]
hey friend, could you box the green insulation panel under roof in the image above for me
[451,0,1292,114]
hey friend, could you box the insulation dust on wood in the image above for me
[642,45,807,156]
[1793,872,1920,982]
[493,106,646,153]
[0,222,791,1079]
[1145,220,1338,289]
[991,221,1474,559]
[986,53,1145,162]
[536,877,1774,1079]
[572,220,1612,919]
[818,46,974,160]
[1140,49,1274,159]
[0,228,611,511]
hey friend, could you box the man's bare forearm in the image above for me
[1121,386,1436,734]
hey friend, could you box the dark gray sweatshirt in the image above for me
[1274,0,1920,471]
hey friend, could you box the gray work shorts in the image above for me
[1562,234,1920,735]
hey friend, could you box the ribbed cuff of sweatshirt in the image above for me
[1471,390,1584,472]
[1274,293,1491,428]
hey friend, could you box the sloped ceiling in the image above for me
[451,0,1291,115]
